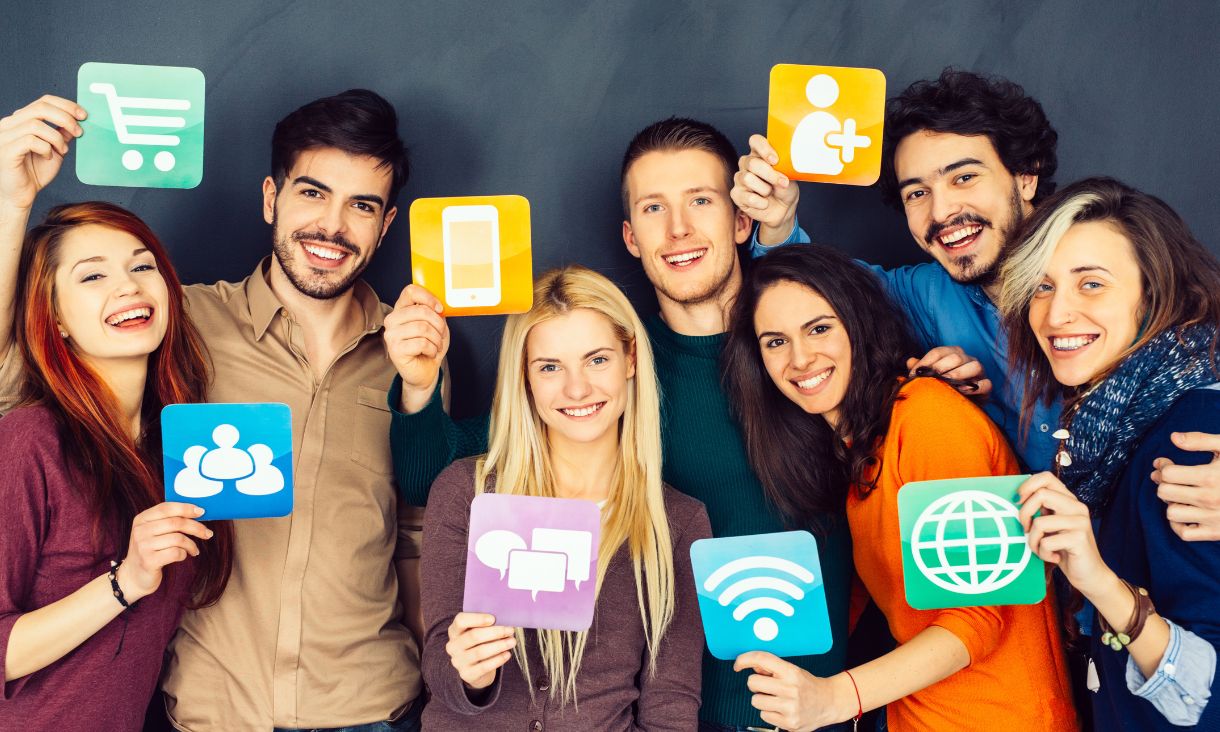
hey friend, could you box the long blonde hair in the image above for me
[475,265,673,707]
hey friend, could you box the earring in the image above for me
[59,329,68,339]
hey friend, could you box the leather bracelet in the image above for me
[108,559,131,610]
[1099,579,1154,650]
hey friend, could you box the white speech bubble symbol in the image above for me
[506,549,568,601]
[531,528,593,590]
[474,530,527,579]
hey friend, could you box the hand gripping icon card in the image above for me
[690,531,833,660]
[76,62,205,189]
[463,494,600,631]
[409,195,533,316]
[898,475,1047,610]
[767,64,885,186]
[161,403,293,520]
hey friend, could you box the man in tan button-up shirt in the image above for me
[159,90,426,731]
[0,89,425,731]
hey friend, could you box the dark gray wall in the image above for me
[6,1,1219,416]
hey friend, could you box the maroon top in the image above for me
[0,406,192,732]
[420,457,711,732]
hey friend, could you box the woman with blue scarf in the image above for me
[999,177,1220,729]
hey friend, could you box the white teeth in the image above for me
[1052,335,1098,351]
[663,249,706,266]
[106,307,151,326]
[560,403,604,417]
[304,243,345,260]
[795,370,831,389]
[940,225,982,245]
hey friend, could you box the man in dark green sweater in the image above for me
[383,118,975,730]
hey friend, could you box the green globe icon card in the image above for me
[898,475,1046,610]
[76,62,205,189]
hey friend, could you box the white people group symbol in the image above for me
[790,73,872,175]
[173,424,285,498]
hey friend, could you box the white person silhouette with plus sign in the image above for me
[790,73,872,175]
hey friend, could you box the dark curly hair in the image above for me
[722,245,932,529]
[878,68,1058,210]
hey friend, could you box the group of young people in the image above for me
[0,67,1217,732]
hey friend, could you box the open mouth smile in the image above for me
[105,305,153,328]
[791,367,833,394]
[662,248,707,268]
[558,402,606,419]
[1050,334,1099,352]
[937,224,984,251]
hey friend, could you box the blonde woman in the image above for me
[416,266,711,731]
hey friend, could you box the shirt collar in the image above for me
[246,256,386,340]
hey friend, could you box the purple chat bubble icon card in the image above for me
[463,493,601,631]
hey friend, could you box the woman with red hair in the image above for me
[0,200,233,730]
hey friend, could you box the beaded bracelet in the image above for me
[1098,579,1154,651]
[108,559,132,610]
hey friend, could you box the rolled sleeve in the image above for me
[1125,619,1216,725]
[747,217,810,257]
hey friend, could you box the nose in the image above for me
[1045,287,1077,329]
[563,368,593,402]
[316,198,346,237]
[789,336,818,373]
[929,186,965,228]
[667,206,692,240]
[113,269,142,297]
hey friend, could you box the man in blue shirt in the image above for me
[731,70,1220,541]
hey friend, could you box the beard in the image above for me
[647,249,740,308]
[270,211,369,300]
[925,181,1025,288]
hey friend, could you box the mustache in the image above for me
[292,230,359,255]
[925,213,992,246]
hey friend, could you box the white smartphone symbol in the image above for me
[442,205,502,308]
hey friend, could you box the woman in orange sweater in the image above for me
[721,245,1077,731]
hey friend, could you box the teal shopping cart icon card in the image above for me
[161,403,292,520]
[76,62,205,189]
[690,531,832,660]
[898,476,1046,610]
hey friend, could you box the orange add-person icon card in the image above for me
[409,195,533,317]
[767,64,886,186]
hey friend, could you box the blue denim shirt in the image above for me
[753,219,1060,471]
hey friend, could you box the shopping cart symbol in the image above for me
[88,82,191,173]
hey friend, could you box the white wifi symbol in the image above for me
[703,555,815,641]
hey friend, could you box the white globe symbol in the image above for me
[911,490,1031,594]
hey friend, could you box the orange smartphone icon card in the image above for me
[409,195,533,316]
[767,64,886,186]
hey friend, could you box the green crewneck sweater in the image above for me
[389,313,852,728]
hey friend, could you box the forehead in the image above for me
[526,308,620,355]
[625,148,731,200]
[893,130,1006,180]
[56,225,147,270]
[285,147,393,198]
[754,280,836,326]
[1047,220,1139,274]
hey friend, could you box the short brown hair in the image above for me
[619,117,737,217]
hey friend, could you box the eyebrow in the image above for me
[756,314,835,341]
[71,247,151,271]
[530,347,614,364]
[293,175,384,208]
[632,186,718,207]
[1069,265,1114,275]
[897,157,985,190]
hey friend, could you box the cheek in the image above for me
[759,349,788,386]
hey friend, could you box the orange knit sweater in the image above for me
[846,378,1077,731]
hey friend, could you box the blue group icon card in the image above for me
[161,403,293,520]
[690,530,833,660]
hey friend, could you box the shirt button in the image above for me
[1039,423,1050,432]
[538,677,550,691]
[530,721,543,731]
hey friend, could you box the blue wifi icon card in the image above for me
[690,530,832,659]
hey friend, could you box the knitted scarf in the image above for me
[1059,324,1219,509]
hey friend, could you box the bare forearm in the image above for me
[5,572,125,681]
[844,625,971,716]
[0,202,31,351]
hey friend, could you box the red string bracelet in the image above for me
[844,669,862,728]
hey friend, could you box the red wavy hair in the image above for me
[14,202,232,608]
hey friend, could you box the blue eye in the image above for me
[590,356,609,366]
[692,197,711,206]
[643,203,662,214]
[539,363,558,373]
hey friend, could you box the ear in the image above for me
[733,208,752,246]
[262,176,279,225]
[625,338,637,380]
[375,206,399,253]
[622,220,642,259]
[1016,172,1039,205]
